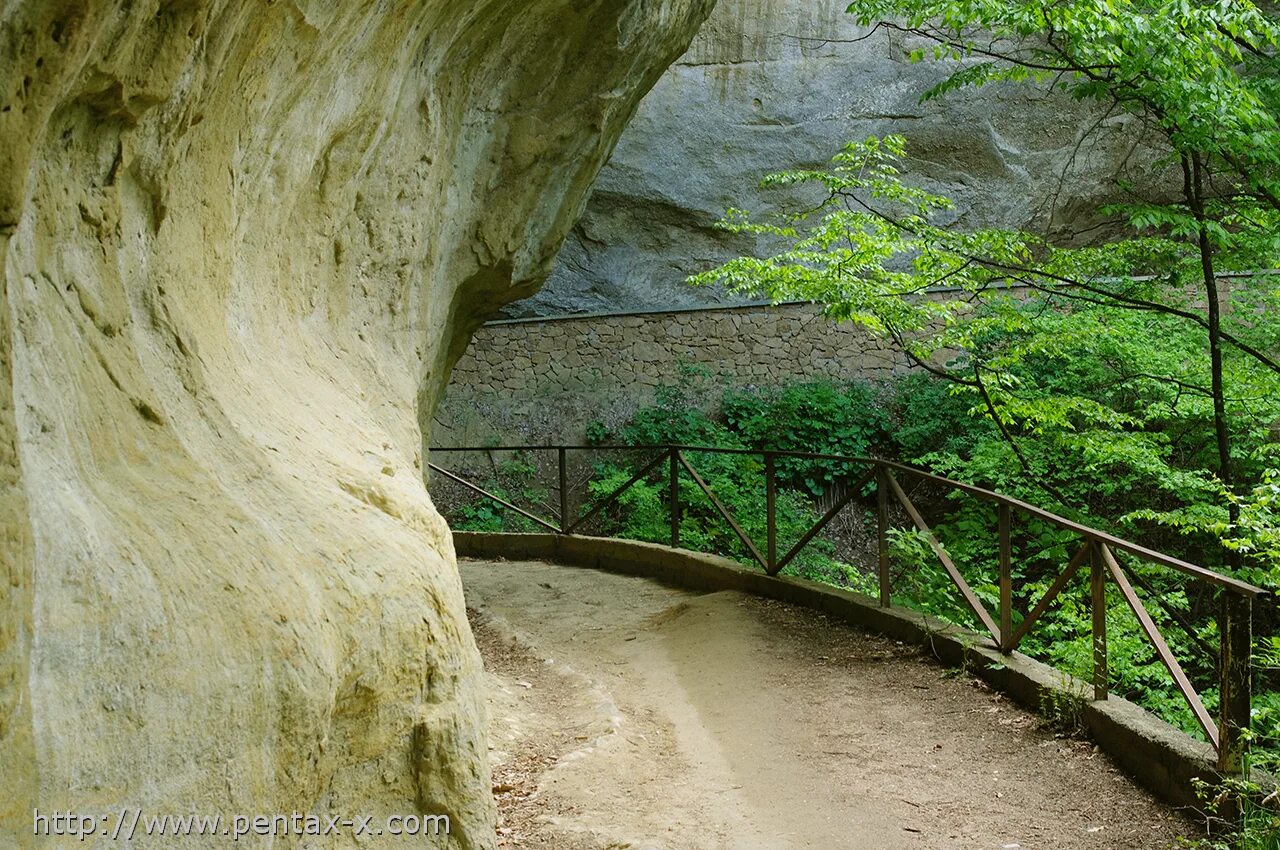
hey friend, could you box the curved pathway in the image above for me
[463,558,1189,850]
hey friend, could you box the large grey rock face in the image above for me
[0,1,711,846]
[511,0,1146,317]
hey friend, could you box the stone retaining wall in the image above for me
[435,302,910,445]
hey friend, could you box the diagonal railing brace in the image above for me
[885,469,1002,644]
[428,462,561,533]
[1100,544,1220,748]
[678,451,767,569]
[775,466,876,575]
[566,449,672,535]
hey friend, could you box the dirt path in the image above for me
[463,558,1191,850]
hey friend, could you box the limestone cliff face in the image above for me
[517,0,1149,316]
[0,2,712,846]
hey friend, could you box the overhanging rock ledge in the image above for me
[0,2,714,846]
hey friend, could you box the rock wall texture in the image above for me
[436,303,911,445]
[0,1,712,846]
[511,0,1147,316]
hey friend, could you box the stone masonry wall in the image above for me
[434,303,910,445]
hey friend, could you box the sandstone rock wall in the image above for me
[436,303,911,445]
[512,0,1148,316]
[0,1,712,846]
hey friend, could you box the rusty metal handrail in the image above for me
[428,443,1263,772]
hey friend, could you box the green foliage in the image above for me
[1183,768,1280,849]
[451,484,546,534]
[687,0,1280,820]
[445,451,552,534]
[454,494,525,533]
[888,372,993,461]
[689,136,1280,592]
[690,0,1280,575]
[846,0,1280,198]
[595,371,861,582]
[584,420,612,446]
[886,527,977,626]
[722,380,891,494]
[617,362,732,448]
[1229,470,1280,579]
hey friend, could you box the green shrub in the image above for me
[722,380,891,495]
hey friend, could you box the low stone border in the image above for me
[454,530,1230,810]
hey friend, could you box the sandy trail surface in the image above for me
[462,558,1190,850]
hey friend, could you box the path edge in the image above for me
[454,530,1240,810]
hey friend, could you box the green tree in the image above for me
[690,0,1280,573]
[851,0,1280,559]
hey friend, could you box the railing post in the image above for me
[998,503,1012,653]
[1219,592,1252,773]
[1091,541,1109,701]
[558,447,569,534]
[669,449,680,549]
[876,465,890,608]
[765,452,777,573]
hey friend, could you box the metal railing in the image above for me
[429,443,1264,773]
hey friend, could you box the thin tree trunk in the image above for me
[1185,153,1241,567]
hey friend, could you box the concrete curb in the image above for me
[454,530,1230,810]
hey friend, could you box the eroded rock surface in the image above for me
[515,0,1150,316]
[0,2,712,846]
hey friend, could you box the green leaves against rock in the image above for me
[685,0,1280,776]
[848,0,1280,177]
[687,0,1280,572]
